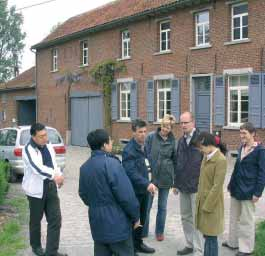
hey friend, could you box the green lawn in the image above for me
[255,220,265,256]
[0,196,28,256]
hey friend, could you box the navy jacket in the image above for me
[122,138,150,195]
[228,144,265,200]
[79,150,140,243]
[174,129,203,193]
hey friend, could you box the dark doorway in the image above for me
[17,100,36,126]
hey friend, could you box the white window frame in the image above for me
[51,48,58,72]
[81,40,88,66]
[156,80,171,121]
[231,2,248,41]
[121,30,131,59]
[119,82,131,121]
[160,21,171,52]
[227,74,249,127]
[195,11,210,46]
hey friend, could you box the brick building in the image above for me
[32,0,265,149]
[0,67,36,128]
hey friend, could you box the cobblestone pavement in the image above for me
[18,146,265,256]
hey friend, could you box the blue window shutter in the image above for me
[111,81,118,120]
[262,73,265,128]
[130,81,138,120]
[146,80,154,122]
[171,79,180,122]
[214,76,225,126]
[249,73,262,128]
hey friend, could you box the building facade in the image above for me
[32,0,265,149]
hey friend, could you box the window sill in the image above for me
[224,39,251,46]
[117,57,132,61]
[190,44,212,50]
[79,64,89,68]
[50,70,58,73]
[116,119,131,123]
[153,50,173,56]
[223,125,240,130]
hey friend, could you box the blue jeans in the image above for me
[204,235,218,256]
[142,188,170,236]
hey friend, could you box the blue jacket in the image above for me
[122,138,150,195]
[228,144,265,200]
[79,150,140,243]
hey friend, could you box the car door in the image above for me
[4,129,18,161]
[0,129,8,160]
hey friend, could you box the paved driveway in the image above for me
[20,146,265,256]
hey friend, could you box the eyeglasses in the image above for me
[180,121,192,125]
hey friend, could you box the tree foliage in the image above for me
[0,1,26,82]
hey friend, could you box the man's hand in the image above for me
[147,183,157,195]
[133,219,141,229]
[172,188,179,195]
[252,195,259,203]
[54,175,64,188]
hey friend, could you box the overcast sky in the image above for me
[8,0,112,72]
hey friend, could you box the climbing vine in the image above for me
[90,59,126,132]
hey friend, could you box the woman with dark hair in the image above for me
[222,122,265,256]
[195,132,227,256]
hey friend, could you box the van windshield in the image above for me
[20,129,62,145]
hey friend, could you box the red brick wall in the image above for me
[0,89,35,128]
[36,0,265,150]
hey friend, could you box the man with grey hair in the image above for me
[173,111,203,256]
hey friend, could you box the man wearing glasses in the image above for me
[173,112,203,256]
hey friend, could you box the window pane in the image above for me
[242,27,248,39]
[231,101,238,111]
[166,100,171,113]
[243,15,248,26]
[122,102,126,109]
[198,25,204,36]
[233,28,241,40]
[20,130,31,145]
[230,112,238,123]
[128,109,131,118]
[120,83,130,91]
[47,129,62,144]
[161,32,167,41]
[230,90,238,101]
[166,91,171,100]
[233,17,241,28]
[233,4,248,16]
[241,112,248,123]
[241,101,248,112]
[230,76,238,87]
[241,90,248,100]
[240,76,248,87]
[122,110,126,117]
[197,11,209,23]
[161,41,167,51]
[6,130,17,146]
[161,22,170,30]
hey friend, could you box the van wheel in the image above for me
[9,170,17,183]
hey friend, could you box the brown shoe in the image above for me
[222,241,238,250]
[156,234,164,241]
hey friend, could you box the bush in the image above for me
[0,161,11,204]
[255,220,265,256]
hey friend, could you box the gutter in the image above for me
[0,84,36,92]
[32,0,210,50]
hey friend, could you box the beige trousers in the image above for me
[227,197,255,253]
[179,192,203,256]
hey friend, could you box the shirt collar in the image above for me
[206,148,218,161]
[184,128,196,139]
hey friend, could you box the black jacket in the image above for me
[174,129,203,193]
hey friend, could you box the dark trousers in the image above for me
[133,193,148,248]
[204,235,218,256]
[94,235,134,256]
[27,179,62,256]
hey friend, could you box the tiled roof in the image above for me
[33,0,200,49]
[0,67,35,91]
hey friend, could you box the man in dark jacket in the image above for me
[122,119,156,254]
[173,111,203,256]
[79,129,140,256]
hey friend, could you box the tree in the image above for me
[0,1,26,82]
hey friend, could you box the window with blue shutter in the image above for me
[171,79,180,122]
[146,80,154,122]
[214,76,225,126]
[262,73,265,128]
[130,81,138,120]
[111,81,118,120]
[249,73,262,128]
